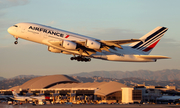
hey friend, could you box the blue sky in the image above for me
[0,0,180,78]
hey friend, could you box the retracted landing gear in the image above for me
[70,56,91,62]
[14,37,18,45]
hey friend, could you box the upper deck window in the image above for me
[13,25,18,27]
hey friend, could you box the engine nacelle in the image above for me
[86,40,101,49]
[48,46,62,53]
[62,40,77,49]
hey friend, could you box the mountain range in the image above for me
[0,75,40,81]
[1,69,180,81]
[71,69,180,81]
[1,74,180,90]
[0,77,6,81]
[1,69,180,89]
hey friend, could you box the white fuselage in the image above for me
[13,95,45,101]
[7,22,168,62]
[12,96,31,101]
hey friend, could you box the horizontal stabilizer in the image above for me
[135,55,171,59]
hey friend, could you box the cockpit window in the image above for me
[13,25,18,27]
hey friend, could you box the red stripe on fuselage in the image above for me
[143,39,160,52]
[65,35,69,38]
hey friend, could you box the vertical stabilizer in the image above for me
[12,90,19,97]
[130,26,168,55]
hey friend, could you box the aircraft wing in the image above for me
[100,39,141,49]
[65,39,141,49]
[100,39,141,45]
[47,39,141,55]
[135,55,171,59]
[7,97,15,100]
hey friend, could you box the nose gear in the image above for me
[14,37,18,44]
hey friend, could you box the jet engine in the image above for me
[86,40,101,49]
[62,40,77,49]
[48,46,62,53]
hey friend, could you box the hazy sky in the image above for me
[0,0,180,78]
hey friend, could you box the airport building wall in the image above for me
[28,87,141,104]
[121,88,142,104]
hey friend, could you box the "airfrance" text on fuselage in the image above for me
[28,26,64,38]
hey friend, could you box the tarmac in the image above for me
[1,103,180,108]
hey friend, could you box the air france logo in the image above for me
[29,26,64,38]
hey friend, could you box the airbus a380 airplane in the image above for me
[11,90,45,102]
[7,22,170,62]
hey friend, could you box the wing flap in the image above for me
[135,55,171,59]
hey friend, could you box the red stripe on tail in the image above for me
[143,40,160,52]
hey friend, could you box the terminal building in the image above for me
[0,75,142,104]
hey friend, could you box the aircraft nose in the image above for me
[7,27,12,33]
[7,26,15,35]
